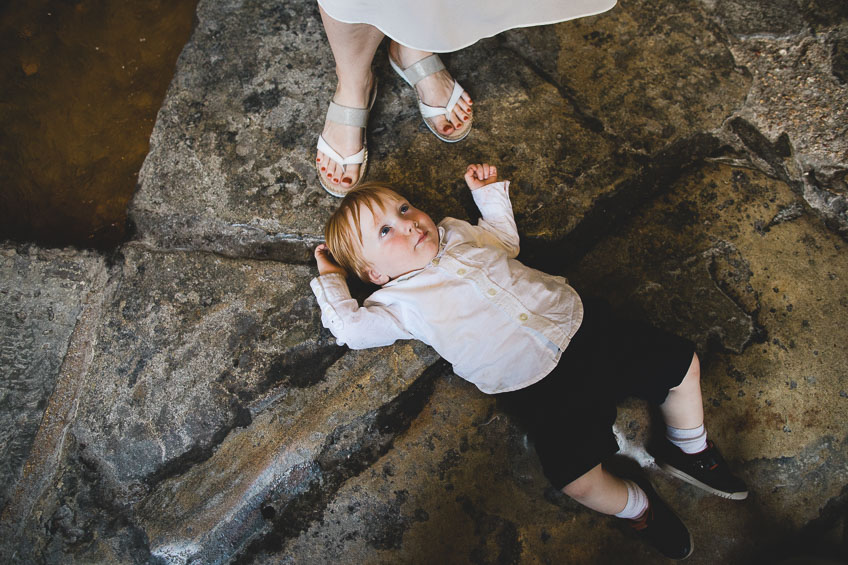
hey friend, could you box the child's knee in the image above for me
[562,468,601,501]
[673,352,700,390]
[689,352,700,379]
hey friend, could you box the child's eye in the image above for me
[380,226,391,237]
[399,203,409,214]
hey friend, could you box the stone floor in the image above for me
[1,0,847,563]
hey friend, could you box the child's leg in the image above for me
[562,464,693,560]
[561,464,628,515]
[652,352,748,499]
[658,353,703,430]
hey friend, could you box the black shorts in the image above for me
[497,298,696,490]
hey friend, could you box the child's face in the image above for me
[357,194,439,285]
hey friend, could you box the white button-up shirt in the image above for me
[310,181,584,394]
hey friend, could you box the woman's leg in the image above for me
[659,353,704,430]
[388,41,473,137]
[561,463,629,515]
[317,6,384,189]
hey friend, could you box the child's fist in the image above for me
[464,163,498,191]
[314,243,347,277]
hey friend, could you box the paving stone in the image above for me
[69,244,338,495]
[130,0,750,259]
[3,0,847,563]
[135,344,439,564]
[701,0,848,237]
[0,244,107,512]
[249,161,848,565]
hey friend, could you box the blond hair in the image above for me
[325,182,404,282]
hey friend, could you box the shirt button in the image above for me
[487,289,496,296]
[457,268,466,275]
[519,313,528,321]
[432,258,440,266]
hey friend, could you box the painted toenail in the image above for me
[321,167,326,171]
[333,178,339,183]
[342,177,351,184]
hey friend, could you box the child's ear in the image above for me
[367,269,389,286]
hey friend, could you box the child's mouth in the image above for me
[416,231,428,248]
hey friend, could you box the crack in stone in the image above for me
[233,359,449,564]
[142,401,253,492]
[704,242,767,354]
[496,36,610,138]
[522,133,725,272]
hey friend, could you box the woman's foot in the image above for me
[388,41,472,139]
[316,72,376,191]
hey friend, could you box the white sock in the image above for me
[614,479,649,520]
[666,423,708,454]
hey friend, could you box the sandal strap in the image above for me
[317,135,365,167]
[418,80,465,119]
[402,54,446,86]
[326,101,369,128]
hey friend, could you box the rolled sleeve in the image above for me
[471,181,520,257]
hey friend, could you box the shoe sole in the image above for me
[658,462,749,500]
[317,152,367,198]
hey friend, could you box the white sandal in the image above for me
[316,80,377,197]
[388,53,471,143]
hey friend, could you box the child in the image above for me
[310,164,747,560]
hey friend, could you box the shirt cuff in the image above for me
[471,180,512,219]
[310,272,352,303]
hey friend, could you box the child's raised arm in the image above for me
[464,163,499,190]
[463,163,520,257]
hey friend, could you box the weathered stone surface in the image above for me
[136,345,439,564]
[702,0,848,236]
[131,0,750,256]
[130,0,337,262]
[4,0,848,563]
[0,244,107,511]
[256,162,848,564]
[70,244,332,495]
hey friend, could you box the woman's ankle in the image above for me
[390,40,432,68]
[332,71,375,108]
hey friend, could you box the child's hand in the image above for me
[314,244,347,277]
[464,163,498,191]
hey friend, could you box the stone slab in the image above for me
[130,0,750,259]
[0,244,107,512]
[69,244,337,496]
[701,1,848,236]
[136,344,439,564]
[247,161,848,564]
